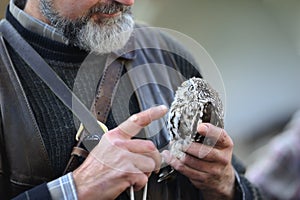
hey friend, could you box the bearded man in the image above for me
[0,0,262,199]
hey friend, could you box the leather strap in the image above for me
[92,58,125,123]
[71,147,89,158]
[64,59,125,174]
[0,19,105,138]
[0,19,125,174]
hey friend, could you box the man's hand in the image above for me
[73,105,168,200]
[162,123,235,200]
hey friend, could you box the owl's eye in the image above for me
[188,85,194,92]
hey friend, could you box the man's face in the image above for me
[40,0,135,54]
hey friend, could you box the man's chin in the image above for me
[76,30,133,55]
[74,18,134,54]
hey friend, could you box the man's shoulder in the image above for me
[133,22,182,50]
[132,22,196,65]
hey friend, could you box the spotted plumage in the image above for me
[167,77,224,158]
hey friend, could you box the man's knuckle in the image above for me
[175,163,185,171]
[210,166,221,176]
[111,139,125,147]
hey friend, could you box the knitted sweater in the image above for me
[6,10,127,177]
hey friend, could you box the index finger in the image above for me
[114,105,168,140]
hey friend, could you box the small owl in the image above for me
[167,77,224,159]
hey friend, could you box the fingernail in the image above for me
[159,105,168,113]
[199,124,208,133]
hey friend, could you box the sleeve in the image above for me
[12,183,52,200]
[12,173,78,200]
[232,155,264,200]
[47,173,78,200]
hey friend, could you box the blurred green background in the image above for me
[1,0,300,165]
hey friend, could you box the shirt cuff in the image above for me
[47,172,78,200]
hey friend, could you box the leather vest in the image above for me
[0,34,54,198]
[0,31,206,199]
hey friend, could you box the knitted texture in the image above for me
[6,10,140,176]
[7,45,82,177]
[7,11,89,176]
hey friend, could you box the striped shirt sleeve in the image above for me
[47,173,78,200]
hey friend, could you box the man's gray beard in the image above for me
[40,0,134,54]
[76,15,134,54]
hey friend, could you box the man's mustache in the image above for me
[88,2,131,17]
